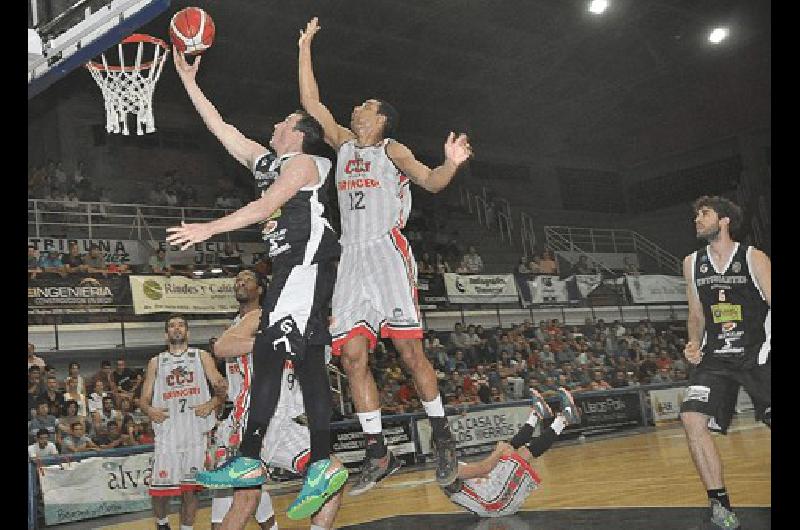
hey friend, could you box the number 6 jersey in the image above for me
[691,243,770,369]
[151,348,216,451]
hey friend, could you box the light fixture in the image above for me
[708,27,729,44]
[210,268,223,274]
[588,0,609,15]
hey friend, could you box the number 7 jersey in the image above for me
[335,138,411,245]
[151,348,215,451]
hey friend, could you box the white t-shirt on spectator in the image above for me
[28,442,58,458]
[87,392,109,414]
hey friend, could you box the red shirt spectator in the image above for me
[655,353,673,371]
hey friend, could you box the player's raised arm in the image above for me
[173,48,267,169]
[214,309,262,358]
[387,132,473,194]
[166,155,319,249]
[298,17,355,149]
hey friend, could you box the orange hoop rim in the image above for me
[85,33,170,73]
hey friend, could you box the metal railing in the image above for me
[543,227,616,276]
[544,225,681,274]
[519,211,537,259]
[27,198,261,240]
[459,186,513,244]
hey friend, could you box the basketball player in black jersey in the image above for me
[679,196,770,530]
[166,49,348,524]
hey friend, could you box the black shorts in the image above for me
[679,359,771,434]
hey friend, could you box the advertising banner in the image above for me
[129,275,237,314]
[626,274,688,304]
[331,417,416,470]
[416,405,538,457]
[444,273,519,304]
[39,453,153,525]
[649,387,687,423]
[560,391,644,438]
[27,276,131,314]
[29,237,269,267]
[28,237,149,265]
[517,274,601,306]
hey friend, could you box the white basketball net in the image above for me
[86,34,169,136]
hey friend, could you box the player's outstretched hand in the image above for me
[684,341,703,365]
[191,400,216,418]
[148,407,169,424]
[166,221,213,250]
[444,132,473,166]
[298,17,321,47]
[173,46,202,84]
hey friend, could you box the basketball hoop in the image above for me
[85,34,169,136]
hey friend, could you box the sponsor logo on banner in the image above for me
[129,275,238,314]
[417,405,536,456]
[557,392,643,439]
[527,275,569,304]
[27,276,131,314]
[625,274,688,304]
[444,273,519,304]
[39,452,154,525]
[650,387,687,423]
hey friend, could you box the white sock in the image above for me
[421,395,445,417]
[180,525,193,530]
[526,411,540,428]
[255,490,275,523]
[357,410,383,434]
[551,416,567,435]
[310,525,327,530]
[157,518,169,525]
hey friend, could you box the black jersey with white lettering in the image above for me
[691,243,770,369]
[252,152,341,268]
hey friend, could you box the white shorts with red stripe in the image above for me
[331,228,422,355]
[448,453,541,517]
[149,442,207,496]
[260,411,311,475]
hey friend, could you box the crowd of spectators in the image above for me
[28,242,131,278]
[331,317,689,415]
[27,347,154,458]
[28,313,690,460]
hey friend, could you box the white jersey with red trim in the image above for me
[151,348,215,452]
[448,453,541,517]
[335,138,411,245]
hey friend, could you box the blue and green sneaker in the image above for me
[195,456,266,489]
[286,458,349,520]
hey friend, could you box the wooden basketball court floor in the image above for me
[71,415,770,529]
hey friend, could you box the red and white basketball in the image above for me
[169,7,215,55]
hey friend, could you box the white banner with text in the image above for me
[444,273,520,304]
[129,275,238,314]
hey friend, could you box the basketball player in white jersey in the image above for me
[298,17,473,494]
[444,388,580,517]
[211,270,343,530]
[209,271,275,530]
[167,50,348,521]
[679,196,771,529]
[140,314,227,530]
